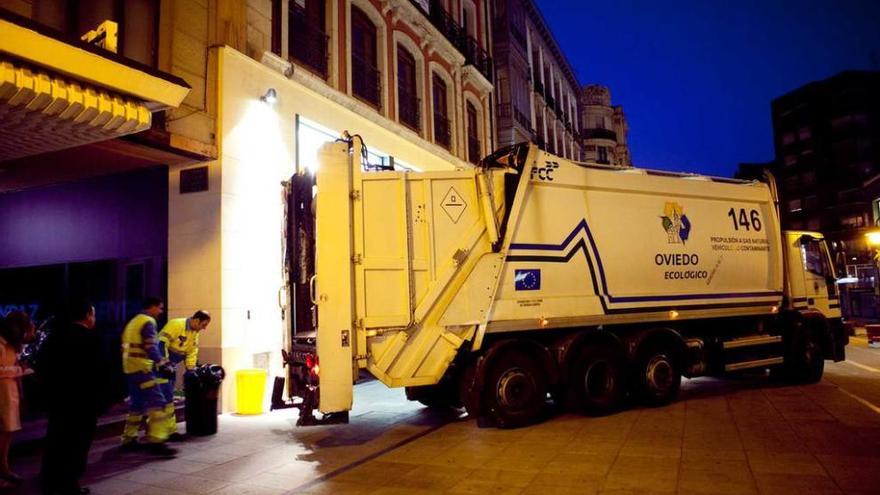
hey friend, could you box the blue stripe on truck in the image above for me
[509,219,782,306]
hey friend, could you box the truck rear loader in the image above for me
[279,139,847,427]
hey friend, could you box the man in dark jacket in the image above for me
[40,299,111,495]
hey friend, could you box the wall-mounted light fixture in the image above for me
[260,88,277,104]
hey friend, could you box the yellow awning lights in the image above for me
[0,59,152,161]
[0,12,190,161]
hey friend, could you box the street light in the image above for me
[260,88,277,105]
[866,230,880,248]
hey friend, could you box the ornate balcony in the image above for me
[514,106,531,130]
[410,1,493,82]
[463,36,493,81]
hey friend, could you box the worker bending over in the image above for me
[158,310,211,439]
[119,297,176,457]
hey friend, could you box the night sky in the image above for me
[536,0,880,177]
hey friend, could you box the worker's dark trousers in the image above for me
[40,410,98,492]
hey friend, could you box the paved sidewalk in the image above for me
[8,361,880,494]
[8,381,448,495]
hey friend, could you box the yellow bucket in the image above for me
[235,368,268,415]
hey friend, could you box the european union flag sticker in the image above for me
[514,269,541,291]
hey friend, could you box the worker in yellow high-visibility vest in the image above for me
[157,311,211,439]
[119,297,176,457]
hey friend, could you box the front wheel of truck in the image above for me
[785,327,824,384]
[483,350,547,428]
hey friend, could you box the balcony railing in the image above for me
[467,135,481,164]
[398,89,421,131]
[290,4,329,78]
[434,112,451,149]
[497,103,533,132]
[514,106,531,130]
[463,36,493,81]
[409,1,494,82]
[352,53,382,109]
[412,1,464,55]
[581,128,617,141]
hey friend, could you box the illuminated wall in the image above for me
[204,46,463,410]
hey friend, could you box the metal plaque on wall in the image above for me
[180,166,209,194]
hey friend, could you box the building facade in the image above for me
[0,0,493,410]
[579,84,630,167]
[492,0,580,160]
[770,71,880,274]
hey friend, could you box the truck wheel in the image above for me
[785,329,824,384]
[633,343,681,406]
[483,350,547,428]
[566,343,626,415]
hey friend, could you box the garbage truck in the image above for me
[277,138,847,428]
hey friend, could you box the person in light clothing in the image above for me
[0,311,34,487]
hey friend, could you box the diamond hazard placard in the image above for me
[441,187,467,223]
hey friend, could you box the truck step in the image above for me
[725,357,784,372]
[722,335,782,350]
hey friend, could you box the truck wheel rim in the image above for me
[497,368,535,410]
[646,355,673,392]
[584,361,613,398]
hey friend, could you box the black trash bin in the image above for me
[184,364,226,436]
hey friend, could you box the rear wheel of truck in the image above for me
[566,343,626,415]
[785,328,824,384]
[483,349,547,428]
[633,342,681,406]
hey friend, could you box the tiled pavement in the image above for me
[9,344,880,495]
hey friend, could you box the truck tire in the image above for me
[785,329,824,384]
[566,343,626,415]
[483,349,547,428]
[633,342,681,406]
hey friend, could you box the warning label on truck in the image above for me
[441,187,467,223]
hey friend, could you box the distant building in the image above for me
[770,70,880,273]
[492,0,581,160]
[579,84,630,167]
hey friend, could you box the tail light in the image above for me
[305,353,319,378]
